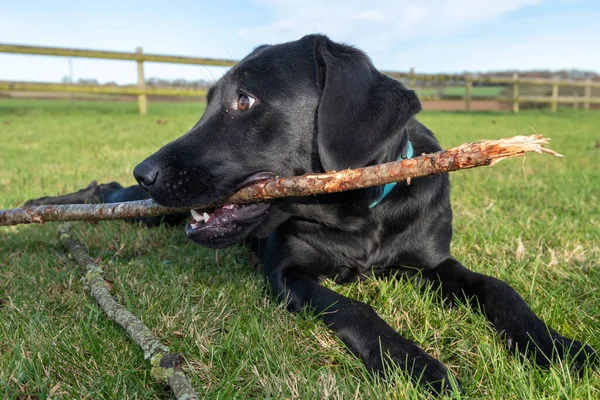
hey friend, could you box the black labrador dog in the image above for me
[26,34,596,393]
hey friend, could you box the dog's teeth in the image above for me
[203,212,210,222]
[190,209,203,222]
[223,204,236,209]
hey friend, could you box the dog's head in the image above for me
[133,34,421,248]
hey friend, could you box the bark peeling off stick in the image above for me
[58,224,199,400]
[0,135,562,226]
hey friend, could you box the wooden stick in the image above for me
[0,134,562,226]
[58,223,199,400]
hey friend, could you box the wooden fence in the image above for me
[0,44,235,115]
[1,43,600,114]
[387,70,600,112]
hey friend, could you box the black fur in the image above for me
[26,34,597,395]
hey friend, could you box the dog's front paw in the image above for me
[550,332,599,374]
[366,339,462,396]
[504,324,598,374]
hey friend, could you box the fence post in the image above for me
[409,67,416,90]
[512,73,519,113]
[551,78,559,112]
[136,47,147,115]
[465,74,472,112]
[584,79,592,111]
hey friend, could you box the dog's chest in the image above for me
[291,219,404,277]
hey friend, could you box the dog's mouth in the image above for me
[184,172,274,247]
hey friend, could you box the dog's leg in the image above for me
[421,257,598,372]
[266,263,461,394]
[24,181,130,206]
[24,181,187,226]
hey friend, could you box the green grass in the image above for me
[416,86,505,98]
[1,99,599,399]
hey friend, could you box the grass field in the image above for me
[1,99,599,399]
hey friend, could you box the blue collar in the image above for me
[369,141,413,208]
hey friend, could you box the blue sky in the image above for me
[1,0,598,84]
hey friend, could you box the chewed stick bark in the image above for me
[0,134,562,227]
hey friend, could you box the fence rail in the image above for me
[2,43,599,114]
[0,81,207,96]
[0,44,236,67]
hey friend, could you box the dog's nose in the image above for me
[133,161,158,191]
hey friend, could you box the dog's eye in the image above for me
[237,94,255,111]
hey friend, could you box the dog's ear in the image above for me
[314,36,421,171]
